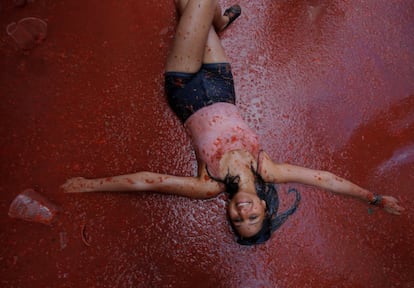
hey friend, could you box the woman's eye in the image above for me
[233,218,242,223]
[249,215,258,220]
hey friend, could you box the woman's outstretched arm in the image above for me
[259,152,404,215]
[61,167,223,200]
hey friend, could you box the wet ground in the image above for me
[1,0,413,287]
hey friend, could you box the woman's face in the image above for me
[227,191,267,238]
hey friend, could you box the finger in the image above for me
[384,196,397,203]
[398,206,405,212]
[393,208,403,215]
[387,208,400,215]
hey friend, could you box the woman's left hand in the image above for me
[381,196,405,215]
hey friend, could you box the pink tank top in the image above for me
[185,103,260,178]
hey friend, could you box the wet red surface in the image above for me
[1,0,413,287]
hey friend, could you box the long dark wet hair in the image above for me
[218,168,301,246]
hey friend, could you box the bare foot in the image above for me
[61,177,91,193]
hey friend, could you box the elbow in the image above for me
[187,189,220,200]
[194,184,222,199]
[194,177,223,199]
[321,171,340,190]
[310,170,335,187]
[203,189,221,199]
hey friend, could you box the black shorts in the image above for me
[164,63,236,123]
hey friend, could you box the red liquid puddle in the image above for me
[0,0,413,287]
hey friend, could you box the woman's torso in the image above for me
[185,102,260,178]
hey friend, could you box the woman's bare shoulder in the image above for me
[258,151,301,183]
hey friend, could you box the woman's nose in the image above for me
[237,206,250,216]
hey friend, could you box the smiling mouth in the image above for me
[236,201,252,208]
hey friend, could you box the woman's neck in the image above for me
[222,150,257,194]
[237,165,256,194]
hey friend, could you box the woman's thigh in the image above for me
[203,27,229,64]
[165,0,218,73]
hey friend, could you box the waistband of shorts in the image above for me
[164,62,231,77]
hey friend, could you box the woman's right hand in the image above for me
[61,177,89,193]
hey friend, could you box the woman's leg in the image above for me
[202,26,229,64]
[174,0,230,31]
[165,0,231,73]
